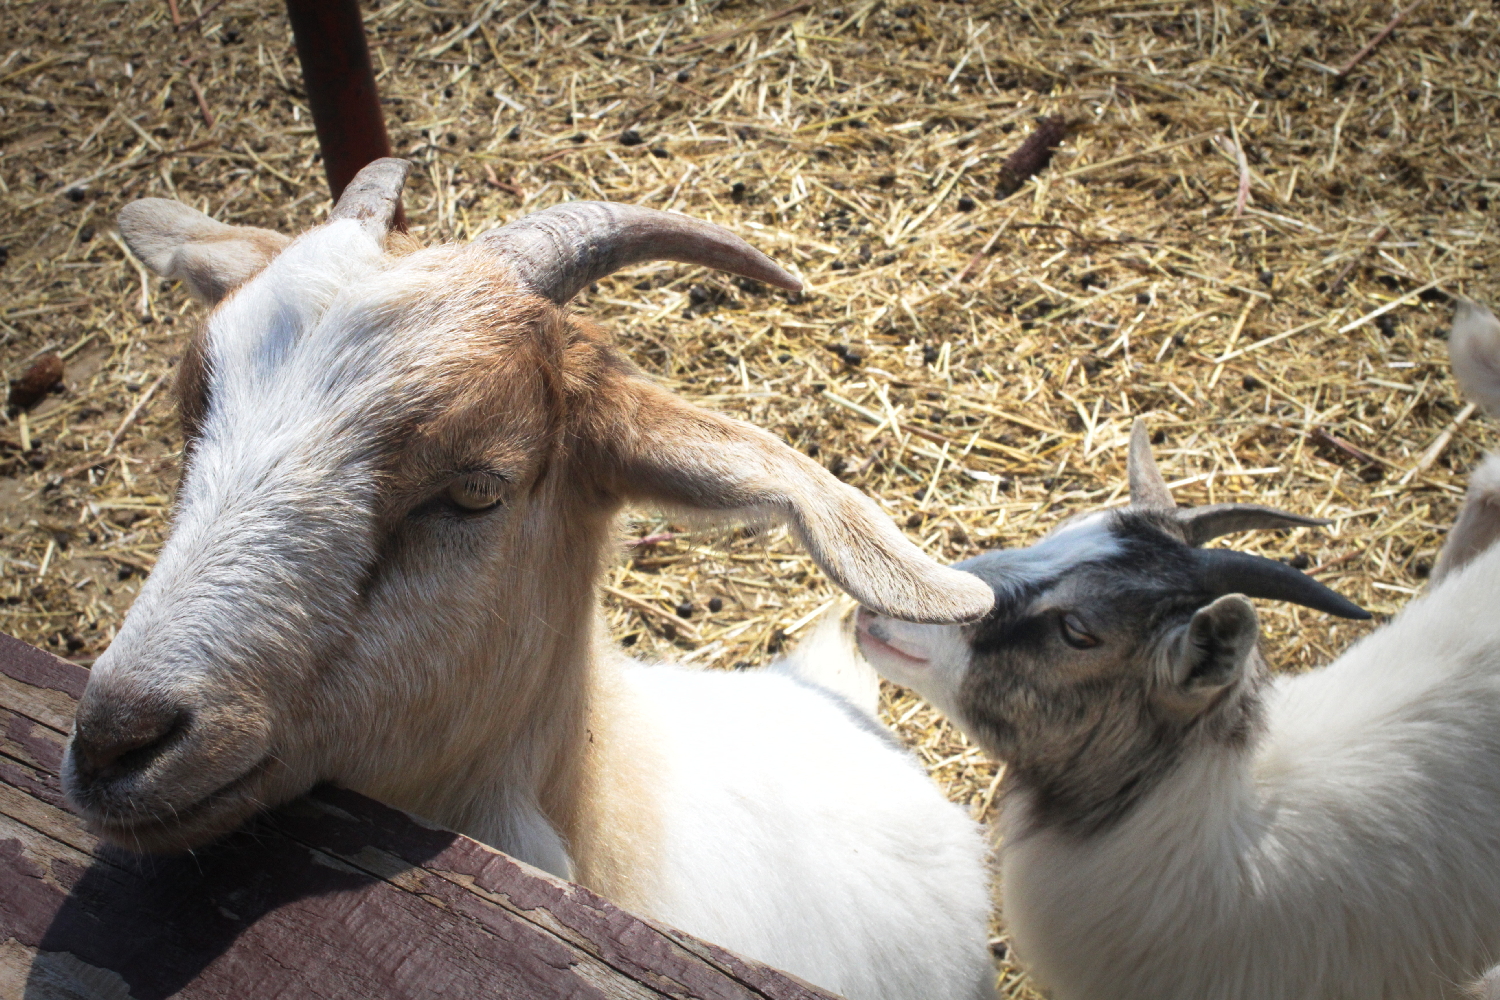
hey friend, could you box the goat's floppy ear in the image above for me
[1433,454,1500,584]
[1432,300,1500,584]
[599,377,994,624]
[1450,298,1500,419]
[1159,595,1258,713]
[118,199,290,304]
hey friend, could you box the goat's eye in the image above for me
[1059,613,1099,650]
[445,472,506,512]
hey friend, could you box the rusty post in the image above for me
[284,0,405,228]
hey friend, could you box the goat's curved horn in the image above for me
[1176,504,1331,547]
[1194,548,1369,619]
[476,201,801,305]
[1127,419,1175,511]
[329,158,411,238]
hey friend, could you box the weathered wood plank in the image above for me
[0,634,841,1000]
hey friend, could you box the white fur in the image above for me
[629,656,994,1000]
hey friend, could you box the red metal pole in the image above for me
[284,0,405,228]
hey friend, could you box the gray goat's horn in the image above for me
[1195,548,1370,620]
[1128,420,1332,544]
[477,201,802,305]
[1127,419,1175,511]
[329,158,412,239]
[1176,504,1332,547]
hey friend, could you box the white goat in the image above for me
[1437,298,1500,1000]
[855,397,1500,998]
[1433,298,1500,586]
[64,159,998,1000]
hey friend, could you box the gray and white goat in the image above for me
[857,401,1500,998]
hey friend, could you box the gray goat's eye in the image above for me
[445,472,507,511]
[1059,612,1100,650]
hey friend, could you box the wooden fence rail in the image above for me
[0,631,838,1000]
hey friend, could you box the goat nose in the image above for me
[70,698,187,785]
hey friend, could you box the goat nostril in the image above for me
[72,710,188,781]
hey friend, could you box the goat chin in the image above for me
[997,539,1500,1000]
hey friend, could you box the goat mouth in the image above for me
[855,611,931,667]
[83,755,276,853]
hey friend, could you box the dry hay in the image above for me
[2,0,1497,992]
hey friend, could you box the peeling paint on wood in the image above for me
[0,632,841,1000]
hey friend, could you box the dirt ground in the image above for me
[2,1,1497,993]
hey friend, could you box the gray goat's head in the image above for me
[857,420,1369,835]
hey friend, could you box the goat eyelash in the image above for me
[1059,613,1100,649]
[405,471,511,519]
[445,471,509,512]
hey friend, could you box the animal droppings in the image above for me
[8,353,64,413]
[996,115,1068,197]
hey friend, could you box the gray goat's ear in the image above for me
[118,199,290,304]
[1159,595,1258,714]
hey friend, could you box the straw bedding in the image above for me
[1,0,1496,992]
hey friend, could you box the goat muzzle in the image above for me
[64,673,276,851]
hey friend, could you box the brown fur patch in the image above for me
[174,328,212,448]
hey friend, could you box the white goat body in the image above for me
[614,654,993,1000]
